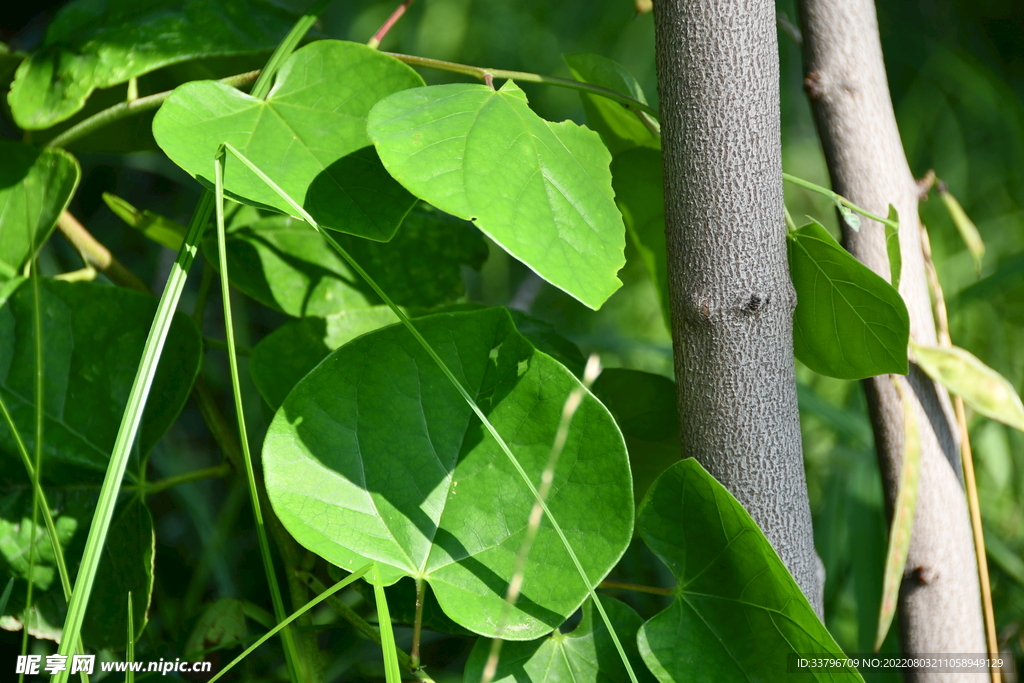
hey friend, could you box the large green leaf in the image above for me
[7,0,302,130]
[0,280,202,484]
[0,142,80,280]
[0,491,154,649]
[202,208,487,318]
[610,147,669,326]
[463,596,655,683]
[591,369,679,506]
[262,307,633,639]
[637,460,861,682]
[368,81,626,309]
[250,306,585,411]
[563,54,659,156]
[788,220,909,379]
[154,39,423,241]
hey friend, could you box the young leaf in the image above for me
[938,183,985,274]
[7,0,303,129]
[563,53,659,155]
[102,193,187,251]
[911,342,1024,432]
[463,596,655,683]
[836,201,862,232]
[0,141,80,280]
[875,378,921,651]
[368,80,626,309]
[0,280,202,483]
[610,148,670,327]
[262,307,633,639]
[154,40,424,241]
[788,219,910,379]
[201,209,486,318]
[884,204,901,288]
[636,460,862,682]
[590,369,680,505]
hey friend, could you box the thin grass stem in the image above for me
[214,148,304,683]
[207,564,371,683]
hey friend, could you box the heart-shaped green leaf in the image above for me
[564,53,659,156]
[201,208,486,318]
[463,596,655,683]
[8,0,302,130]
[637,460,862,682]
[0,280,201,484]
[0,141,80,280]
[368,81,626,309]
[154,40,423,241]
[262,307,633,639]
[788,219,909,379]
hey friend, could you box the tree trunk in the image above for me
[653,0,823,614]
[797,0,986,667]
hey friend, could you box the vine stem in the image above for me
[384,52,658,118]
[57,212,148,291]
[220,143,640,683]
[367,0,414,49]
[782,172,898,229]
[919,225,1000,682]
[128,463,232,495]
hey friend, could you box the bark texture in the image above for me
[653,0,823,613]
[797,0,986,666]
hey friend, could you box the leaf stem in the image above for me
[57,211,149,292]
[45,72,260,151]
[410,578,426,669]
[127,463,232,495]
[384,52,658,118]
[367,0,414,49]
[782,173,897,229]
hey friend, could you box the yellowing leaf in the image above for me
[911,342,1024,432]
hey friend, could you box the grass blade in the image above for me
[221,144,640,683]
[213,147,304,683]
[372,563,403,683]
[0,578,13,616]
[126,592,135,683]
[875,376,922,651]
[208,564,371,683]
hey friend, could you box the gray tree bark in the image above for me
[653,0,823,614]
[797,0,986,668]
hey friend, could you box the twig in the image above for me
[919,225,1000,682]
[57,212,148,292]
[367,0,414,49]
[384,52,658,117]
[45,71,260,150]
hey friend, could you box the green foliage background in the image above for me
[1,0,1023,678]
